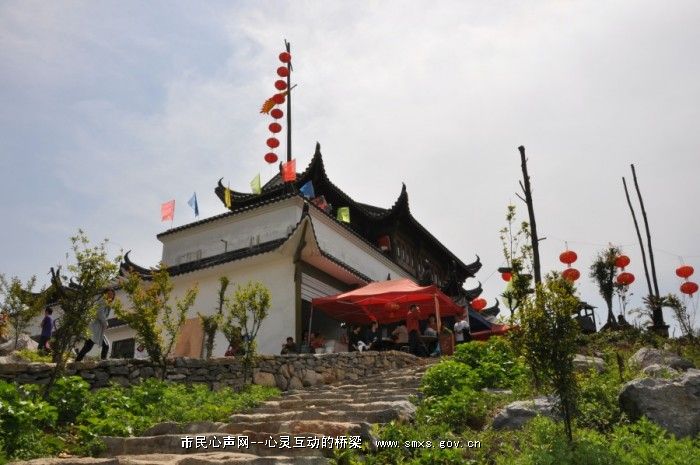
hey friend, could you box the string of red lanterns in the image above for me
[676,264,698,297]
[559,249,580,282]
[261,51,292,165]
[613,254,635,287]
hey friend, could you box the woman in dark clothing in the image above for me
[348,325,364,352]
[367,321,381,350]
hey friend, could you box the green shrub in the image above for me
[575,369,625,432]
[48,376,90,424]
[0,380,59,460]
[421,360,480,397]
[14,348,52,363]
[419,386,497,431]
[453,338,529,390]
[495,416,700,465]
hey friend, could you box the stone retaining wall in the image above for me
[0,351,420,391]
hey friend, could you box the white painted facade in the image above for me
[99,196,412,357]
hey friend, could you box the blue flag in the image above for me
[187,192,199,217]
[299,181,315,199]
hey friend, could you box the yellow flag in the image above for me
[224,184,232,208]
[250,173,261,195]
[336,207,350,223]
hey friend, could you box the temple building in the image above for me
[108,143,492,357]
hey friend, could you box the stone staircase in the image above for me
[19,361,431,465]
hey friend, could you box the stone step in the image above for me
[6,454,330,465]
[281,391,420,402]
[217,420,368,437]
[283,387,418,397]
[228,404,414,424]
[256,400,417,413]
[103,433,347,458]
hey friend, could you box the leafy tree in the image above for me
[519,274,580,442]
[113,265,198,378]
[499,204,534,323]
[46,231,121,395]
[662,294,696,340]
[589,245,621,329]
[224,281,270,384]
[198,276,229,359]
[0,275,45,349]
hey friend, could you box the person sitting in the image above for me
[391,322,409,349]
[424,315,438,337]
[453,311,471,344]
[134,344,149,360]
[348,325,366,352]
[300,330,311,353]
[310,332,326,353]
[281,336,298,355]
[367,320,381,350]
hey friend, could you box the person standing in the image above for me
[38,307,53,354]
[453,310,471,345]
[406,304,421,356]
[75,289,114,361]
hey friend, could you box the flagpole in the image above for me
[285,39,292,163]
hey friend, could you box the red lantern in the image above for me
[277,66,289,77]
[264,152,278,164]
[266,137,280,149]
[471,298,487,311]
[614,255,631,268]
[270,108,284,119]
[680,281,699,296]
[562,268,581,282]
[272,93,285,105]
[559,250,578,265]
[676,265,694,279]
[274,80,287,91]
[279,52,291,63]
[501,272,512,282]
[616,272,635,286]
[269,122,282,133]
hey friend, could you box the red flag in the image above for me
[281,159,296,182]
[161,200,175,221]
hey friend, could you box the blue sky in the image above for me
[2,0,699,332]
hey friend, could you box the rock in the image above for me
[0,353,30,364]
[482,388,513,395]
[619,369,700,437]
[492,396,560,430]
[573,354,606,373]
[302,369,320,387]
[641,364,680,378]
[253,370,276,387]
[0,334,38,355]
[629,347,694,371]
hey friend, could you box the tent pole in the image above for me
[306,305,314,352]
[434,293,442,332]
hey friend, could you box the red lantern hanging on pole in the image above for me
[616,272,635,286]
[501,272,512,282]
[269,122,282,133]
[272,93,285,105]
[279,51,291,63]
[614,255,631,269]
[266,137,280,149]
[470,298,487,311]
[270,108,283,119]
[274,79,287,91]
[264,152,278,164]
[680,281,699,296]
[562,268,581,282]
[276,66,289,77]
[559,250,578,265]
[676,265,694,279]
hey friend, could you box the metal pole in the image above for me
[285,40,292,162]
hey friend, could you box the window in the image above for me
[111,338,135,359]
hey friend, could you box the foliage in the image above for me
[0,377,278,462]
[114,265,198,377]
[499,204,534,320]
[0,380,59,460]
[47,376,90,425]
[575,368,625,432]
[47,231,121,394]
[198,276,229,359]
[419,386,497,431]
[497,416,699,465]
[0,274,45,349]
[224,281,270,384]
[518,274,580,441]
[453,338,529,391]
[420,360,480,397]
[589,245,622,327]
[663,294,697,340]
[15,348,52,363]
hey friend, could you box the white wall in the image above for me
[159,200,303,266]
[309,210,411,282]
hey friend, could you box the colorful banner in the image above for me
[224,185,232,208]
[336,207,350,223]
[161,200,175,222]
[299,181,315,199]
[282,159,297,182]
[187,193,199,217]
[251,173,262,195]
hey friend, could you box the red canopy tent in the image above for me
[311,279,465,325]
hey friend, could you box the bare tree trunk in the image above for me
[518,146,542,285]
[630,165,667,333]
[622,177,653,297]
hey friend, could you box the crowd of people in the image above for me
[281,304,472,357]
